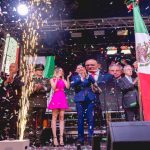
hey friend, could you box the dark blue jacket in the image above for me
[95,71,113,105]
[71,75,96,102]
[97,72,113,87]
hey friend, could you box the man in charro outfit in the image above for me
[27,64,51,145]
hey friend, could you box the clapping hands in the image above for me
[67,72,72,79]
[34,83,44,91]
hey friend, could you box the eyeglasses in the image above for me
[110,70,121,72]
[85,64,95,66]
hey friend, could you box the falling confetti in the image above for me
[109,1,113,5]
[145,6,149,10]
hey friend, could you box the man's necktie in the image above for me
[91,72,96,78]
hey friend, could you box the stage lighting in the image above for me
[117,30,128,36]
[121,46,131,54]
[17,4,28,16]
[71,32,82,38]
[107,46,117,55]
[94,30,105,36]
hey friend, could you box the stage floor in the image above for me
[29,145,92,150]
[29,143,107,150]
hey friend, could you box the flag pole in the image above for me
[137,74,144,120]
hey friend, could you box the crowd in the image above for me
[0,58,139,146]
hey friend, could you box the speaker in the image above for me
[107,121,150,150]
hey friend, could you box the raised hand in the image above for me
[4,74,14,85]
[34,83,43,91]
[80,67,87,78]
[67,72,72,79]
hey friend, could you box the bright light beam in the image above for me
[17,4,28,16]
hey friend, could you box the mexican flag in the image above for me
[44,56,55,78]
[35,56,55,78]
[133,3,150,120]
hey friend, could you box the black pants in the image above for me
[0,104,19,139]
[25,107,46,146]
[95,93,105,127]
[94,101,105,127]
[27,107,46,129]
[125,107,140,121]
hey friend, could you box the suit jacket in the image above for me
[71,74,96,102]
[0,74,24,109]
[97,71,113,87]
[118,76,139,109]
[95,71,113,104]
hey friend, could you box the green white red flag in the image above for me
[133,3,150,120]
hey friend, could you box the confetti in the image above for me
[17,0,52,140]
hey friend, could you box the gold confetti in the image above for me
[18,0,51,140]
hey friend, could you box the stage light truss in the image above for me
[41,16,150,31]
[0,16,150,37]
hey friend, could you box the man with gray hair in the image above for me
[107,64,123,113]
[109,64,123,80]
[118,65,139,121]
[0,63,24,139]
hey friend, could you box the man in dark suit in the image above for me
[118,65,139,121]
[71,64,96,145]
[85,59,113,128]
[0,63,24,139]
[108,64,123,111]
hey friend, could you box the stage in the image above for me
[0,140,106,150]
[29,143,106,150]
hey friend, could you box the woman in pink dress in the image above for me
[48,67,71,147]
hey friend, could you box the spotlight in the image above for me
[17,4,28,16]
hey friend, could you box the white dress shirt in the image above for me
[88,69,100,82]
[125,75,133,83]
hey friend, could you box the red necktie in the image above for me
[91,72,95,78]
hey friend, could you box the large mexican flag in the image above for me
[133,3,150,120]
